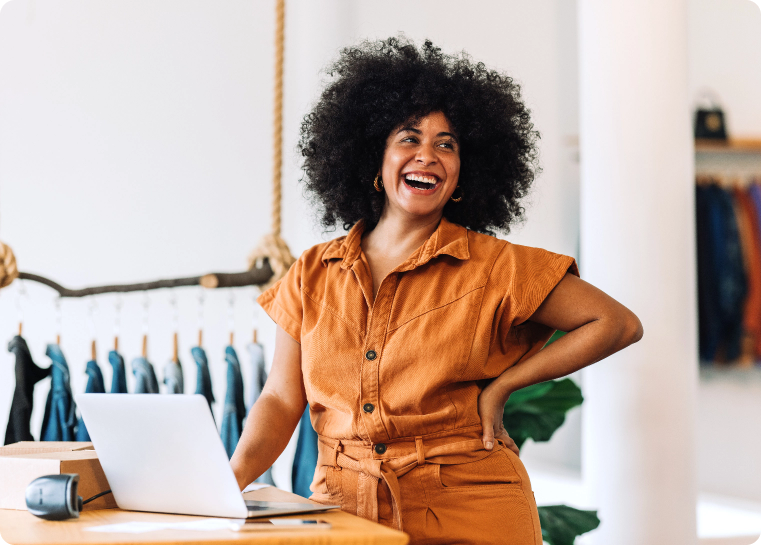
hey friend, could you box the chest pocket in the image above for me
[387,256,488,333]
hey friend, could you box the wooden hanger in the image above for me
[91,339,96,362]
[173,332,179,364]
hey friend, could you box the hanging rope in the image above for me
[272,0,284,239]
[0,242,18,289]
[250,0,295,290]
[0,0,294,296]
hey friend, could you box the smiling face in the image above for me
[379,111,461,221]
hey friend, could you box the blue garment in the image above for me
[163,360,184,394]
[76,360,105,441]
[109,350,128,393]
[710,186,746,361]
[245,342,268,412]
[131,357,159,394]
[696,184,748,361]
[696,185,719,362]
[292,406,318,498]
[40,344,77,442]
[191,346,215,415]
[245,342,275,486]
[220,346,246,459]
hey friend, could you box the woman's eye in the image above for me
[401,136,417,143]
[439,141,455,149]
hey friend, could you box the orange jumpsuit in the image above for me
[258,218,578,544]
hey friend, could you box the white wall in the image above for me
[689,0,761,136]
[0,0,585,491]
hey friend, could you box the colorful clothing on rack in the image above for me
[5,336,50,445]
[191,346,214,415]
[220,346,246,459]
[76,359,105,441]
[131,357,159,394]
[696,184,748,362]
[108,350,128,393]
[40,344,78,442]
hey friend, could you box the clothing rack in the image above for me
[16,261,274,298]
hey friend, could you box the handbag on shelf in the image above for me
[694,91,728,140]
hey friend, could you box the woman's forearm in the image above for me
[230,391,305,490]
[492,313,643,399]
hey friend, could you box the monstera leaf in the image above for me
[538,505,600,545]
[503,378,583,450]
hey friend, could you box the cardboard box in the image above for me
[0,442,116,511]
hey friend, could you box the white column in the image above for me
[578,1,698,544]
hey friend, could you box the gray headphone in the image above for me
[25,474,111,520]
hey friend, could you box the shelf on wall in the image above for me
[696,138,761,153]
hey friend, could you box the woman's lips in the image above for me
[401,172,442,194]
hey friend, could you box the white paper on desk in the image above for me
[85,522,172,534]
[242,482,271,492]
[168,519,232,531]
[85,519,232,533]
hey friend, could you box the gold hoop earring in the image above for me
[374,174,384,192]
[450,186,463,203]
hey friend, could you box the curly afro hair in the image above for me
[298,37,540,236]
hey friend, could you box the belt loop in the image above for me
[415,436,425,467]
[333,440,343,470]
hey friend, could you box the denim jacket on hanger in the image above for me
[220,346,246,459]
[76,359,105,441]
[131,357,159,394]
[191,346,214,415]
[108,350,128,393]
[40,344,77,441]
[163,360,184,394]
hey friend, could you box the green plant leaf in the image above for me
[504,411,565,449]
[504,382,555,406]
[538,505,600,545]
[503,378,583,449]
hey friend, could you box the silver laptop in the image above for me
[76,393,338,518]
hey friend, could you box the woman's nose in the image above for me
[415,143,437,165]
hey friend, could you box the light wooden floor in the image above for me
[699,537,759,545]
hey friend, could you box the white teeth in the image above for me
[404,174,437,185]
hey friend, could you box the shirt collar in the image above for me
[320,217,470,270]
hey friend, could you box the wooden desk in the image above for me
[0,487,408,545]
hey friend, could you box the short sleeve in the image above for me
[257,256,304,343]
[492,243,579,358]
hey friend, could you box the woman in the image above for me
[231,38,643,544]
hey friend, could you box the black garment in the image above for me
[4,336,50,445]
